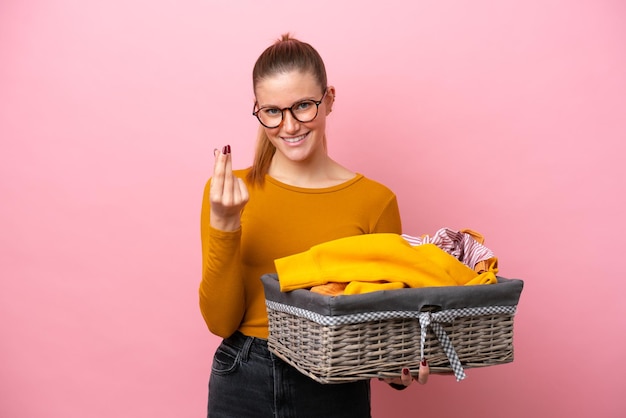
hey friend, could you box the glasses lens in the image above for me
[257,108,282,128]
[291,100,318,123]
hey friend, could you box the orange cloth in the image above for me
[275,233,498,295]
[310,229,499,296]
[310,282,348,296]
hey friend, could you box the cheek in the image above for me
[264,129,282,146]
[311,116,327,133]
[306,112,327,129]
[262,127,277,139]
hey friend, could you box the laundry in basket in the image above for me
[262,273,523,384]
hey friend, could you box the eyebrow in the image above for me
[257,96,318,109]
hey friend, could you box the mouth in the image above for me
[281,132,308,144]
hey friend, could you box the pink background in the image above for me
[1,1,625,417]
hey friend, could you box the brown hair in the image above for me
[247,34,328,186]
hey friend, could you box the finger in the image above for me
[401,368,412,386]
[236,177,249,204]
[213,145,233,201]
[418,360,430,385]
[222,147,234,202]
[223,146,241,206]
[210,146,228,198]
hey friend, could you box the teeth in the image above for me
[283,134,306,143]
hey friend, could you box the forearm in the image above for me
[199,226,246,338]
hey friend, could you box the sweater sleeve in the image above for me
[371,193,402,234]
[198,179,245,338]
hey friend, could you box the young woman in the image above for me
[200,34,426,418]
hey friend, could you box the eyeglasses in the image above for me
[252,90,327,128]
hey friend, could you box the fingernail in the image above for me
[226,144,231,154]
[222,146,227,155]
[213,148,219,157]
[421,359,428,367]
[402,368,409,376]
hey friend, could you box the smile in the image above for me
[282,132,308,144]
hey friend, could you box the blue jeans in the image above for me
[207,331,371,418]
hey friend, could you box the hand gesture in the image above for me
[209,145,249,231]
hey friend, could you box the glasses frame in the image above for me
[252,90,328,128]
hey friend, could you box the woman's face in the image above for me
[254,70,333,164]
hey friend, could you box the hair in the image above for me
[246,34,328,186]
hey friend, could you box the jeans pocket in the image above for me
[211,341,240,376]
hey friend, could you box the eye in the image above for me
[261,107,281,116]
[294,101,313,111]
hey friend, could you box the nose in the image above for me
[281,109,300,133]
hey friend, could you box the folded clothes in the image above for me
[275,233,498,295]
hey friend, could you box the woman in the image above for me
[200,34,426,418]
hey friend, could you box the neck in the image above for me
[268,152,355,188]
[268,152,328,186]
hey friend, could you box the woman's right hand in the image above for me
[209,145,249,231]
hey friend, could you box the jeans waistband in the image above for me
[224,331,270,359]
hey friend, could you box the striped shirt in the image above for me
[401,228,495,272]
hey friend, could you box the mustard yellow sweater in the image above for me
[199,169,402,339]
[274,233,497,294]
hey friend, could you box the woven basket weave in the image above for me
[261,274,523,384]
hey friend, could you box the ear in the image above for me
[325,86,336,114]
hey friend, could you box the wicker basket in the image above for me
[261,274,523,384]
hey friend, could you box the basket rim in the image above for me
[266,299,517,326]
[261,274,524,317]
